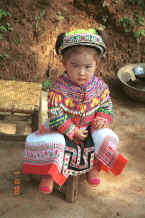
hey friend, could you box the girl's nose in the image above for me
[79,67,85,76]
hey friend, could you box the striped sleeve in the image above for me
[40,90,76,140]
[96,82,113,123]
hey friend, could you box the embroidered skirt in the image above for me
[22,128,127,186]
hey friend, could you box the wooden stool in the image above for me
[39,91,79,202]
[64,176,79,202]
[0,80,42,139]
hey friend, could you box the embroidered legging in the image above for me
[24,128,119,171]
[23,127,128,186]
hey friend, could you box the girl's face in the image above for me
[63,49,98,86]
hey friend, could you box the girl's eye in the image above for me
[72,64,78,68]
[86,66,92,69]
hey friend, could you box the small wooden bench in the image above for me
[38,91,79,203]
[0,80,42,139]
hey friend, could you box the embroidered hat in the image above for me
[55,28,106,55]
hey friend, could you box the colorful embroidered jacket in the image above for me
[41,73,113,140]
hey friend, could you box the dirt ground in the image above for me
[0,0,145,83]
[0,84,145,218]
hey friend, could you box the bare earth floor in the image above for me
[0,86,145,218]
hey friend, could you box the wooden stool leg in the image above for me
[65,176,79,203]
[32,106,39,131]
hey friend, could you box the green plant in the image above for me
[15,38,22,45]
[0,24,7,32]
[13,17,20,23]
[120,17,135,32]
[0,9,11,20]
[0,23,13,32]
[15,33,22,45]
[128,0,145,7]
[134,29,145,39]
[56,11,64,21]
[136,15,145,26]
[34,15,40,32]
[42,79,52,91]
[112,0,119,3]
[6,22,13,31]
[0,22,13,41]
[34,9,46,33]
[0,9,12,41]
[120,14,145,41]
[56,15,64,21]
[0,53,9,62]
[63,8,67,12]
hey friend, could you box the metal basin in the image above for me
[117,63,145,103]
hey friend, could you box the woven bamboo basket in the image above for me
[117,63,145,103]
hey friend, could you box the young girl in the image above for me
[22,29,128,194]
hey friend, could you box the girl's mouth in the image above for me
[79,78,86,81]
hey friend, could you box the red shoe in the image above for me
[87,168,100,186]
[39,175,54,194]
[39,186,52,194]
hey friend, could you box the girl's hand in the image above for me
[74,127,88,141]
[35,130,41,135]
[39,126,45,134]
[94,117,109,129]
[35,127,46,135]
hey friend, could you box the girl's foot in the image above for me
[39,175,54,194]
[87,168,100,185]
